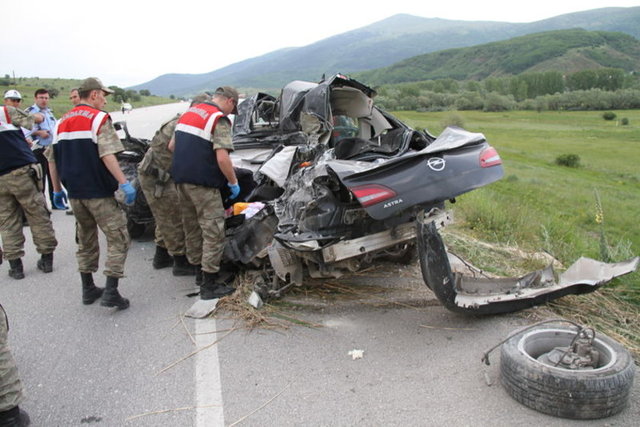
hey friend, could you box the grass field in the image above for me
[2,77,174,115]
[395,109,640,356]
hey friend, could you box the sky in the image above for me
[2,0,639,88]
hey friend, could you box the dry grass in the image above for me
[443,229,640,361]
[214,270,322,330]
[549,290,640,360]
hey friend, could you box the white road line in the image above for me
[195,317,225,426]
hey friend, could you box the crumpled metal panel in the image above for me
[453,257,640,308]
[259,146,298,187]
[279,80,318,132]
[418,219,640,315]
[232,93,259,137]
[268,240,304,285]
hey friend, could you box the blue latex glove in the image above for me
[227,182,240,200]
[53,190,68,210]
[120,181,136,205]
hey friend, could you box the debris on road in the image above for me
[247,291,264,309]
[348,349,365,360]
[185,298,219,319]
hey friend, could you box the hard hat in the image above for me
[3,89,22,100]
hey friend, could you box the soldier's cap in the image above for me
[190,93,210,106]
[79,77,114,95]
[214,86,239,114]
[3,89,22,100]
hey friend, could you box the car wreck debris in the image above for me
[419,221,639,314]
[348,349,365,360]
[114,121,154,238]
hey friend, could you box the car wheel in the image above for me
[127,219,146,239]
[500,326,635,419]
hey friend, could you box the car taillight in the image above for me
[480,147,502,168]
[351,184,397,207]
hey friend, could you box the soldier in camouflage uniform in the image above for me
[137,95,209,276]
[0,304,30,426]
[170,87,240,300]
[47,78,136,310]
[1,92,58,280]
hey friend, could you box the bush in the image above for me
[602,111,617,120]
[555,154,581,168]
[482,93,515,112]
[620,117,629,125]
[440,112,465,128]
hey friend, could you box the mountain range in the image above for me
[355,29,640,85]
[130,7,640,97]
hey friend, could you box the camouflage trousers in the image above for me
[0,305,23,412]
[175,183,225,273]
[0,165,57,260]
[138,172,188,257]
[70,197,130,278]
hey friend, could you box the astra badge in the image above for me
[383,199,403,209]
[427,157,445,171]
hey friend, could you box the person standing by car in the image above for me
[46,77,136,310]
[169,87,240,300]
[26,89,57,208]
[138,95,210,276]
[0,93,58,280]
[4,90,34,227]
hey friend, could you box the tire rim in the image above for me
[517,328,617,371]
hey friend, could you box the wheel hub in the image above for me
[537,328,600,370]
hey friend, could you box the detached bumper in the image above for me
[418,221,639,315]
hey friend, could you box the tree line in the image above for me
[1,75,153,104]
[107,87,151,103]
[376,68,640,112]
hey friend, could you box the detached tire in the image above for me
[500,327,635,419]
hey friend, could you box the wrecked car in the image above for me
[222,74,639,313]
[114,121,154,238]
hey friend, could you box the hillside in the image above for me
[355,29,640,85]
[130,7,640,96]
[1,77,174,115]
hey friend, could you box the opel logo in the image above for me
[427,157,445,171]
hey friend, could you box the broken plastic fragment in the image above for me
[248,291,264,309]
[185,298,219,319]
[348,349,364,360]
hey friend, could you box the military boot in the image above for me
[36,252,53,273]
[152,245,173,269]
[172,255,196,276]
[100,277,130,310]
[8,259,24,280]
[200,271,235,300]
[81,272,104,305]
[195,264,203,286]
[0,405,30,427]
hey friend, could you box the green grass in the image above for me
[2,77,175,116]
[396,109,640,303]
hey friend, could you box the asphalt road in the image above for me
[1,104,638,426]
